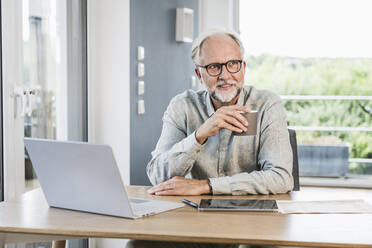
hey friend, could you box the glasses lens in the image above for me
[206,64,221,76]
[227,60,241,73]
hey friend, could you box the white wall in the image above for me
[87,0,130,184]
[87,0,130,247]
[199,0,239,33]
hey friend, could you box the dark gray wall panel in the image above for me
[130,0,199,185]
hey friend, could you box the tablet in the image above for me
[198,199,278,212]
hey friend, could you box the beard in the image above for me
[206,79,242,103]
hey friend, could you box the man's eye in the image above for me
[230,60,238,65]
[208,64,219,70]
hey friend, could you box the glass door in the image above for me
[2,0,87,248]
[22,0,87,192]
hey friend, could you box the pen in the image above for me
[182,199,199,208]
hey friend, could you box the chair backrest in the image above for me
[288,129,300,191]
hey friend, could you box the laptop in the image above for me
[24,138,184,219]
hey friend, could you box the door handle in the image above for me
[12,87,26,118]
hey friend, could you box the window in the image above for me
[22,0,88,191]
[239,0,372,181]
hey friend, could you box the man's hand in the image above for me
[195,105,250,144]
[147,176,211,196]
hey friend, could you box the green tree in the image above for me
[244,55,372,174]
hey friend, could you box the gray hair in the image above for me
[191,28,245,64]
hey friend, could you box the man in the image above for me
[146,29,294,196]
[126,29,293,248]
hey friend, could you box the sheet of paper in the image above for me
[276,199,372,214]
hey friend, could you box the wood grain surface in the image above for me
[1,186,372,247]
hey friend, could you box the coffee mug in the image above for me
[233,111,258,136]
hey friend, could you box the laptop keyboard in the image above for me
[132,204,155,213]
[129,198,150,204]
[129,198,169,216]
[129,198,155,215]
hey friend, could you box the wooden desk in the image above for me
[1,186,372,247]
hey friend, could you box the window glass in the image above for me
[240,0,372,176]
[23,0,87,191]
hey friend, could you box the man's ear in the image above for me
[195,68,202,81]
[242,61,247,75]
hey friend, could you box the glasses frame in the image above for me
[196,59,243,77]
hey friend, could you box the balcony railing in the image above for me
[280,95,372,166]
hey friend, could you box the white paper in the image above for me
[276,199,372,214]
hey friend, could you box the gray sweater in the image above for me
[147,85,294,195]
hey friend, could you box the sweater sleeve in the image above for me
[146,101,204,185]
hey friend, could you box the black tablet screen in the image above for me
[199,199,278,211]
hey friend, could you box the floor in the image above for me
[25,179,40,192]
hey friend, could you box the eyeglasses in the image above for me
[196,60,243,77]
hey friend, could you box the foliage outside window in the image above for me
[240,0,372,176]
[244,55,372,175]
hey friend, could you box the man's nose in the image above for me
[218,64,230,79]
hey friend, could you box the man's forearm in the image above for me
[148,177,212,196]
[209,168,293,195]
[147,131,203,185]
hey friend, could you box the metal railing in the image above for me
[281,95,372,100]
[288,126,372,132]
[281,95,372,165]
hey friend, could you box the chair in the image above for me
[288,129,300,191]
[52,240,66,248]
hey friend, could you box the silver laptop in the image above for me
[24,138,184,219]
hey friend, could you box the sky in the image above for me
[240,0,372,58]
